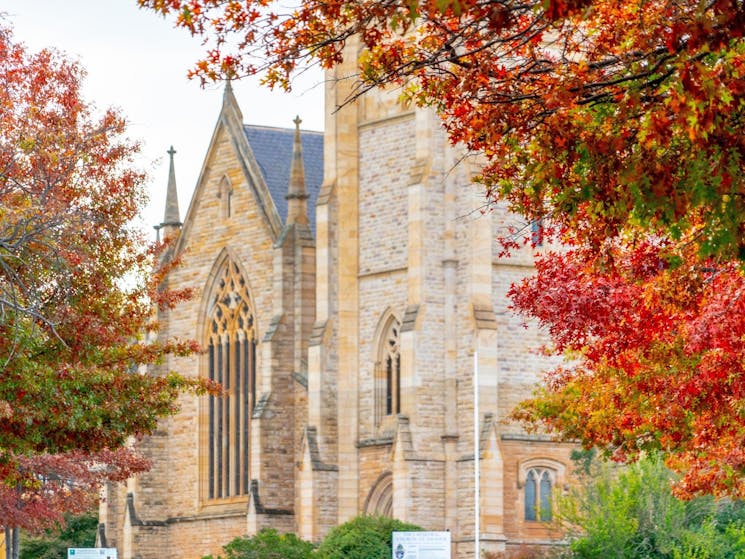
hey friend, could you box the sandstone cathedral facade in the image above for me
[100,49,574,559]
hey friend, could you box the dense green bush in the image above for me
[202,515,421,559]
[19,511,98,559]
[315,515,422,559]
[559,453,745,559]
[201,528,314,559]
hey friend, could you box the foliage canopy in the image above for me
[314,515,422,559]
[558,454,745,558]
[202,517,421,559]
[510,239,745,497]
[201,528,315,559]
[18,511,98,559]
[141,0,745,260]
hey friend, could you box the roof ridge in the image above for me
[243,123,323,134]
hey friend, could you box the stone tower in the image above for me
[294,40,572,557]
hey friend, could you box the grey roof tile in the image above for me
[243,124,324,236]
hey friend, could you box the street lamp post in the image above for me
[474,350,480,559]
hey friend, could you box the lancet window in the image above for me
[375,314,401,427]
[206,260,255,499]
[524,468,553,522]
[218,175,233,219]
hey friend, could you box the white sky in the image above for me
[4,0,325,235]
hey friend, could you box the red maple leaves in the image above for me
[510,239,745,498]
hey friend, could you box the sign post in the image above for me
[392,531,451,559]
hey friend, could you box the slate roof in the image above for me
[243,124,324,236]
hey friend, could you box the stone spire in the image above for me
[285,115,309,225]
[156,146,182,240]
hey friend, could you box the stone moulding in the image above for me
[125,492,245,526]
[304,426,338,472]
[249,480,293,515]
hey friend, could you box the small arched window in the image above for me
[205,259,256,499]
[217,175,233,219]
[524,468,553,522]
[374,313,401,427]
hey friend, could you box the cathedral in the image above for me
[100,47,574,559]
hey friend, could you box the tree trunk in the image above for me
[11,528,18,559]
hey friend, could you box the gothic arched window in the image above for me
[524,468,553,522]
[374,314,401,427]
[206,260,256,499]
[217,175,233,219]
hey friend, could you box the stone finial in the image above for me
[286,115,309,225]
[221,78,243,122]
[155,146,182,240]
[164,146,180,224]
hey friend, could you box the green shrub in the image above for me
[201,528,314,559]
[315,515,422,559]
[558,454,745,559]
[19,511,98,559]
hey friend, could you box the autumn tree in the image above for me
[2,449,150,559]
[137,1,745,495]
[0,23,213,552]
[509,239,745,498]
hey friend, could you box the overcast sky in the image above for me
[4,0,325,234]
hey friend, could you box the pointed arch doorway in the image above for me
[363,471,393,517]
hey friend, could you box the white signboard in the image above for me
[393,531,451,559]
[67,549,118,559]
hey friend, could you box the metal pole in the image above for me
[474,350,480,559]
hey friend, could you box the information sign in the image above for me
[67,549,118,559]
[392,531,451,559]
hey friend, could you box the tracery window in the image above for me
[524,468,553,522]
[374,314,401,427]
[206,260,255,499]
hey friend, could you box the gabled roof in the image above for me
[243,124,324,235]
[172,83,325,252]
